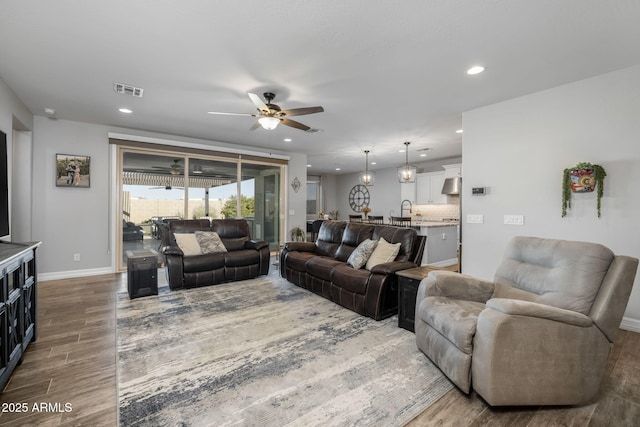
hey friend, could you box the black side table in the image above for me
[126,249,159,299]
[396,266,441,332]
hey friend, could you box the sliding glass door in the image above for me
[240,162,281,250]
[117,146,284,271]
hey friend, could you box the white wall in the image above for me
[31,117,308,278]
[11,129,33,241]
[285,152,308,241]
[462,64,640,327]
[32,117,113,276]
[0,76,34,243]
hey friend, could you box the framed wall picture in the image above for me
[56,154,91,188]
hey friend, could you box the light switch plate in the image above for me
[504,215,524,225]
[467,214,484,224]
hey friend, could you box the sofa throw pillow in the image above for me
[195,231,228,254]
[347,239,378,269]
[365,237,401,270]
[174,233,202,256]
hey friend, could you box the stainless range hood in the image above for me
[441,177,461,195]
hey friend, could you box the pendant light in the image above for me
[397,141,417,183]
[359,150,375,186]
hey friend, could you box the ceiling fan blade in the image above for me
[207,111,256,117]
[249,122,261,131]
[281,118,310,131]
[281,106,324,117]
[247,92,270,114]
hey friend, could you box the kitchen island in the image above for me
[410,221,458,266]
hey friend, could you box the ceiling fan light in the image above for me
[258,116,280,130]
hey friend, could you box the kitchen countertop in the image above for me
[411,220,459,227]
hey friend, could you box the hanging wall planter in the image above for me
[562,162,606,218]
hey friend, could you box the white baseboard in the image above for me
[422,258,458,268]
[621,317,640,333]
[39,267,115,282]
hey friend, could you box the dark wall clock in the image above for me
[349,184,370,212]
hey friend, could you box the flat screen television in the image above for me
[0,130,9,239]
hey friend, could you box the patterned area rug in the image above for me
[117,273,452,426]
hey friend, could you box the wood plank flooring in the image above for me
[1,271,639,426]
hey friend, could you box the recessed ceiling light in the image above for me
[398,149,405,153]
[371,162,376,165]
[336,168,341,171]
[456,129,463,133]
[284,138,292,142]
[119,108,133,114]
[420,153,427,157]
[467,66,485,75]
[44,107,56,115]
[307,164,311,168]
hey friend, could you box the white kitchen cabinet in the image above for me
[416,171,446,204]
[400,181,416,204]
[443,163,462,178]
[419,225,458,266]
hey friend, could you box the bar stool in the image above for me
[368,215,384,224]
[390,216,412,227]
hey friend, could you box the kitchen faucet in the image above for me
[400,199,412,217]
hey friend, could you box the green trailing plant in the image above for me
[562,162,606,218]
[290,226,305,242]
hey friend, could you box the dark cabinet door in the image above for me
[398,276,420,332]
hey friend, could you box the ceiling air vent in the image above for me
[305,128,323,134]
[114,83,144,98]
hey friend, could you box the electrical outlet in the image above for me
[504,215,525,225]
[73,253,81,262]
[467,214,484,224]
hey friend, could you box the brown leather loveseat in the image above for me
[280,221,425,320]
[162,219,270,289]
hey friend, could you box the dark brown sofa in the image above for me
[280,221,425,320]
[162,219,270,289]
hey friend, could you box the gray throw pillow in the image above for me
[347,239,378,269]
[195,231,228,254]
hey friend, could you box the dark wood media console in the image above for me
[0,241,40,391]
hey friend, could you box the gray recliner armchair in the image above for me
[415,236,638,406]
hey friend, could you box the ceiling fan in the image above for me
[208,92,324,131]
[150,176,183,190]
[150,184,184,190]
[152,159,182,175]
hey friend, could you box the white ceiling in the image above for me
[1,1,639,175]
